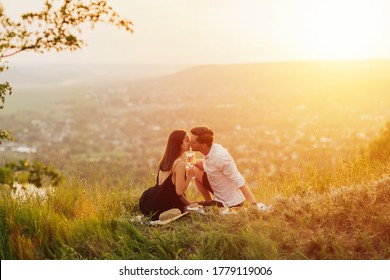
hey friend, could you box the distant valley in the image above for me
[1,60,390,182]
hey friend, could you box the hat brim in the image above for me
[149,211,189,225]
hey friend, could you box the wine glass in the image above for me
[185,149,196,167]
[185,149,196,181]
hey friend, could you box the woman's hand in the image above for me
[187,166,195,178]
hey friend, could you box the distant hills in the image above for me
[1,62,190,88]
[148,60,390,96]
[3,59,390,115]
[3,59,390,94]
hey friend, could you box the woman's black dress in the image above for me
[139,172,186,220]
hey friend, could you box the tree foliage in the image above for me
[0,62,12,144]
[0,0,132,58]
[0,0,133,186]
[0,62,11,107]
[0,159,63,187]
[0,60,13,144]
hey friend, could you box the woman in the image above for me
[139,129,195,220]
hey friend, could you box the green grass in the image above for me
[0,154,389,260]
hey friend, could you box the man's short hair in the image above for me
[190,126,214,147]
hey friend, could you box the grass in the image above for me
[0,154,389,260]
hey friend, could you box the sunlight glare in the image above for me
[305,0,385,60]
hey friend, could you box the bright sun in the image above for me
[303,1,385,60]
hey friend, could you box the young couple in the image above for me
[139,126,259,220]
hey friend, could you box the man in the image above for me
[190,126,259,208]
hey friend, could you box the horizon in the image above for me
[4,59,390,89]
[4,58,390,84]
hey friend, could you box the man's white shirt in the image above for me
[203,143,246,207]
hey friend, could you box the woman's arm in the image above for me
[180,195,191,205]
[194,159,204,170]
[174,161,194,196]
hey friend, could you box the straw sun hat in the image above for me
[149,208,189,225]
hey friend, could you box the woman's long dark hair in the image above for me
[159,130,187,171]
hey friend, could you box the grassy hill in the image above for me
[0,156,389,260]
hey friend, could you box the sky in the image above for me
[1,0,390,66]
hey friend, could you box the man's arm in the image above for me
[239,184,257,205]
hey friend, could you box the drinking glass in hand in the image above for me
[185,151,196,167]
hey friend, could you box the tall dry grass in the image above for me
[1,152,389,259]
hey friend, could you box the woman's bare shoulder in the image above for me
[172,158,186,171]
